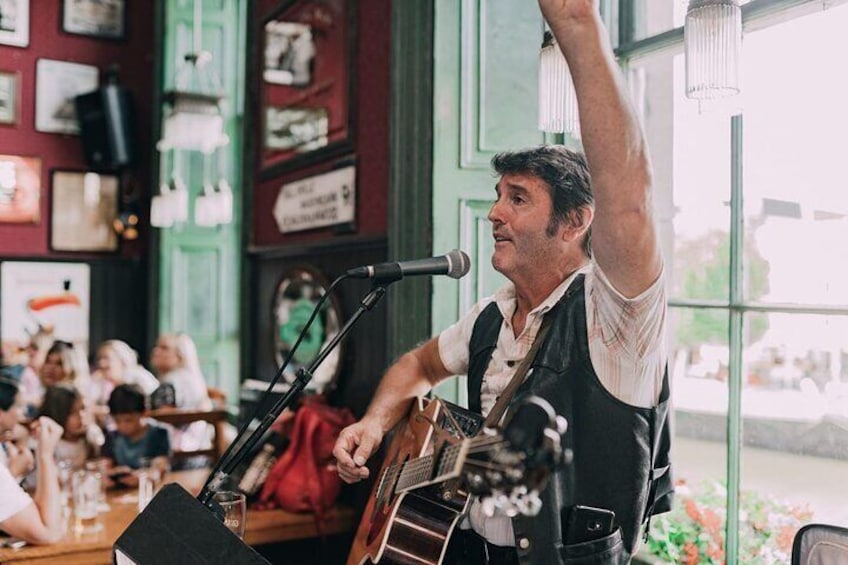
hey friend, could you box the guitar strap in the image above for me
[481,314,553,429]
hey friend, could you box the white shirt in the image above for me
[0,461,33,523]
[437,262,667,546]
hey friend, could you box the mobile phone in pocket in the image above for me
[563,505,616,544]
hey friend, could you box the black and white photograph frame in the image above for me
[264,20,314,86]
[50,170,120,252]
[0,71,19,125]
[265,106,328,152]
[62,0,126,40]
[35,59,99,135]
[0,0,29,47]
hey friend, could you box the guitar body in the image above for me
[347,397,478,565]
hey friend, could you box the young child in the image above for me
[103,384,171,487]
[37,385,104,470]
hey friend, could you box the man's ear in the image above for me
[562,206,594,242]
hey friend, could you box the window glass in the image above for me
[742,5,848,305]
[741,312,848,562]
[645,307,728,563]
[630,49,732,302]
[630,0,754,43]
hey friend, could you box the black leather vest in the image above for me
[467,275,673,564]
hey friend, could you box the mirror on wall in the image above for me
[258,0,355,177]
[272,264,343,394]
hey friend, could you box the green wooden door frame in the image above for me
[154,0,245,409]
[386,1,435,360]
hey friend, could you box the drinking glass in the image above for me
[137,469,155,512]
[85,458,110,512]
[213,491,247,538]
[72,469,103,534]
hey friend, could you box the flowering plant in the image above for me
[645,479,813,564]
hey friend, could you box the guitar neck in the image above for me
[390,440,470,493]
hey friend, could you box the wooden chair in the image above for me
[148,407,230,464]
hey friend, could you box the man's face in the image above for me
[488,173,564,279]
[0,391,23,435]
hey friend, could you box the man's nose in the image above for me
[488,199,503,224]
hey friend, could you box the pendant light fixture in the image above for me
[684,0,743,100]
[538,30,580,137]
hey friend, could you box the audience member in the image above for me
[0,369,65,544]
[102,384,170,488]
[150,333,213,459]
[0,366,33,480]
[92,340,159,400]
[150,333,212,411]
[39,341,94,406]
[37,385,104,469]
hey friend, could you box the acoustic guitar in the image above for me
[347,395,564,565]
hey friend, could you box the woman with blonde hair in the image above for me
[150,333,212,411]
[91,340,159,404]
[150,333,213,460]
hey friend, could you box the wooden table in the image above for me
[0,470,356,564]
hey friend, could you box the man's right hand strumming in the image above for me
[333,419,384,484]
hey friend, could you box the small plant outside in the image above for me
[645,479,813,564]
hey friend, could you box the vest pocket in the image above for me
[561,527,628,564]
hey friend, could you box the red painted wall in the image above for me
[0,1,155,257]
[252,0,390,247]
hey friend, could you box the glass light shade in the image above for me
[150,185,173,228]
[538,31,580,136]
[157,91,229,154]
[194,183,219,227]
[684,0,742,100]
[539,31,580,137]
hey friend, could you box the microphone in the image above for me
[346,249,470,283]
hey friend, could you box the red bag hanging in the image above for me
[258,396,355,522]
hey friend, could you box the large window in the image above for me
[626,2,848,563]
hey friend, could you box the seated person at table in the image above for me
[37,385,104,470]
[0,368,65,544]
[103,385,170,487]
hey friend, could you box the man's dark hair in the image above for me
[491,145,594,257]
[0,365,22,411]
[108,384,146,415]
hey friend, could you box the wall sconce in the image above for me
[684,0,743,101]
[538,30,580,137]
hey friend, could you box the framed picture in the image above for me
[265,106,328,152]
[258,0,355,177]
[62,0,126,40]
[35,59,99,134]
[0,0,29,47]
[0,154,40,223]
[0,261,90,364]
[50,170,119,252]
[0,71,19,125]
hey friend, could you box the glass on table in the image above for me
[212,491,247,539]
[137,469,155,512]
[85,458,111,512]
[72,469,103,534]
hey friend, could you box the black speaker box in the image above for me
[75,82,135,171]
[113,483,270,564]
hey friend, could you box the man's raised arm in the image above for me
[539,0,662,297]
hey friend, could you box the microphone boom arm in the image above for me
[197,282,389,508]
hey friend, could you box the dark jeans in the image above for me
[443,528,519,565]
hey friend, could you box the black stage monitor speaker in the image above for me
[113,483,270,565]
[75,78,135,171]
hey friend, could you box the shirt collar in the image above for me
[493,263,592,321]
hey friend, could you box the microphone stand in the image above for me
[197,282,389,509]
